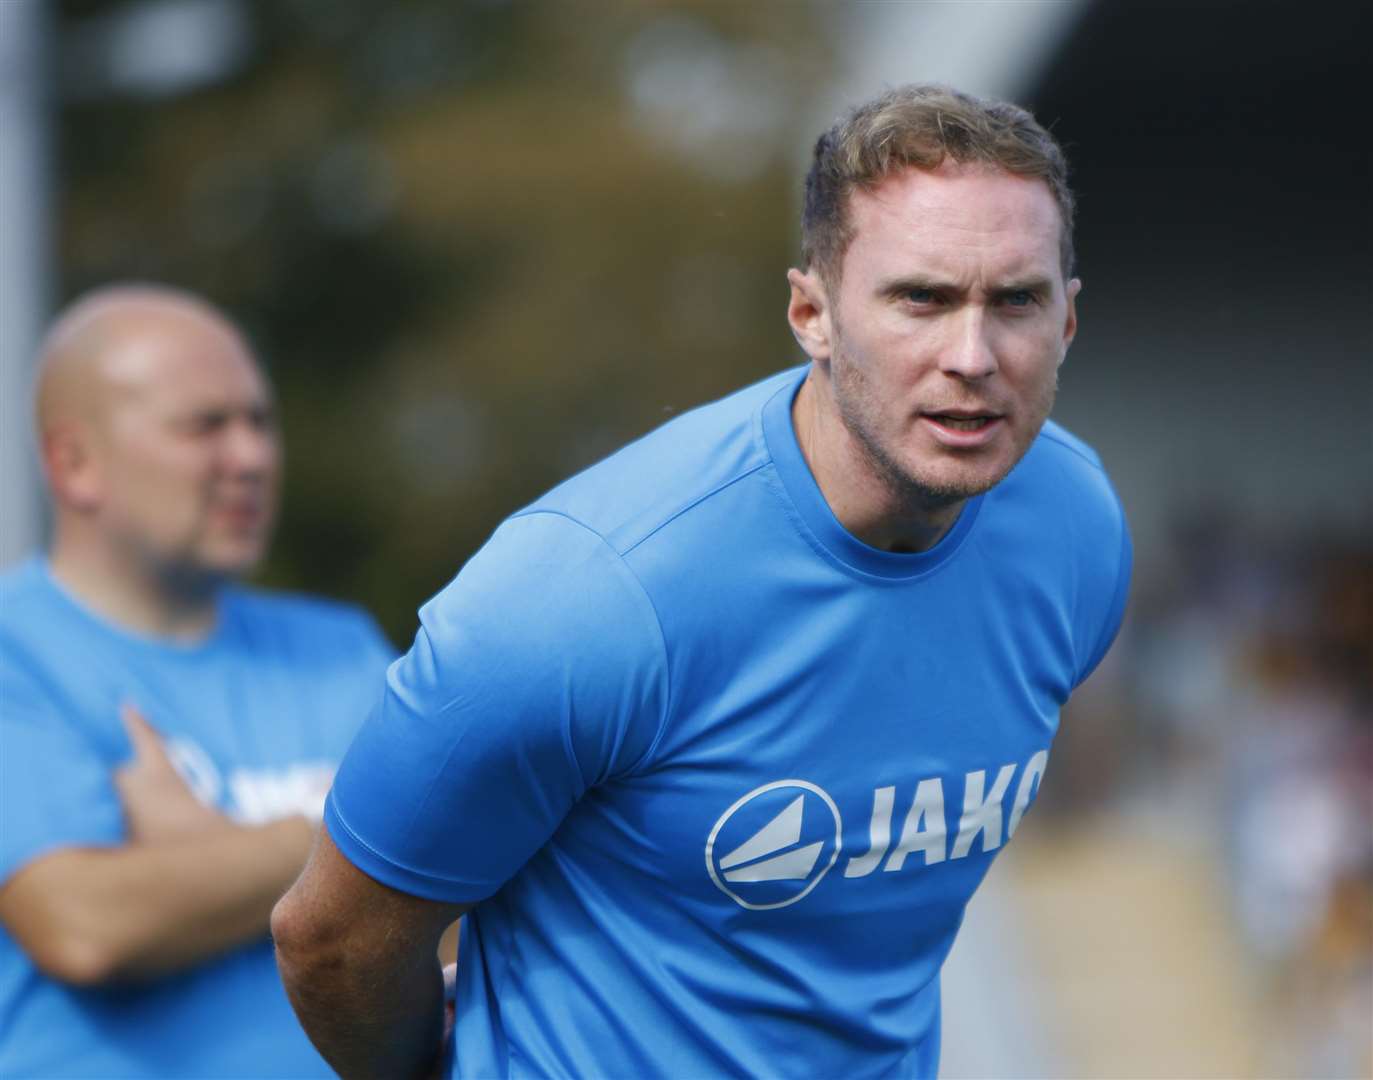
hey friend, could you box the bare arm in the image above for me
[0,706,314,984]
[272,829,471,1080]
[0,817,313,984]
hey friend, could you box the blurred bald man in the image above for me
[0,284,392,1077]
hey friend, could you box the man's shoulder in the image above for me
[227,585,376,629]
[1036,419,1107,471]
[228,584,362,619]
[1015,421,1132,684]
[522,368,798,554]
[988,419,1129,585]
[0,559,69,647]
[0,558,51,611]
[0,562,54,684]
[1016,419,1125,523]
[224,586,391,655]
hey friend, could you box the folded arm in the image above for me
[272,829,471,1080]
[0,816,314,984]
[0,705,315,985]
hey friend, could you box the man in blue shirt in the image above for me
[274,84,1131,1078]
[0,285,393,1077]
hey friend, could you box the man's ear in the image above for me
[1058,277,1082,365]
[42,424,102,513]
[786,267,834,364]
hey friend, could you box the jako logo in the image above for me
[705,780,842,910]
[705,752,1051,912]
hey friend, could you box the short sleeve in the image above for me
[325,512,670,903]
[1073,503,1133,688]
[0,662,124,885]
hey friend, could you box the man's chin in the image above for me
[186,542,269,584]
[906,431,1045,499]
[856,424,1030,512]
[896,458,1016,507]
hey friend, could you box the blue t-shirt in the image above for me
[0,559,393,1079]
[327,366,1132,1079]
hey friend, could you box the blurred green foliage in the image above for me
[57,0,835,643]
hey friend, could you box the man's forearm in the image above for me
[272,829,467,1079]
[0,815,314,984]
[277,928,447,1079]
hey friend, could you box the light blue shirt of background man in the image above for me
[0,285,392,1078]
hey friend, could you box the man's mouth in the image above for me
[930,415,994,431]
[918,411,1007,447]
[213,499,267,526]
[924,412,1002,431]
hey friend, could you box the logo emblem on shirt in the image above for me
[705,780,842,910]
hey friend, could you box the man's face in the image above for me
[92,312,280,584]
[798,160,1079,508]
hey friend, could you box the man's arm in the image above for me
[0,817,313,984]
[0,706,313,984]
[272,829,471,1080]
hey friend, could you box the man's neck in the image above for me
[47,540,222,642]
[792,374,964,554]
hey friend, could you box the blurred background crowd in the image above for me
[2,0,1368,1076]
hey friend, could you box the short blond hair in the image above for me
[801,84,1076,283]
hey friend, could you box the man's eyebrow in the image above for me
[876,276,960,295]
[875,275,1056,297]
[993,276,1054,295]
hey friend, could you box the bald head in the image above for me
[36,284,250,439]
[38,283,280,595]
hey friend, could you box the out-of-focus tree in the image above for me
[57,0,835,639]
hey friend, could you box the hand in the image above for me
[115,704,231,843]
[443,961,457,1042]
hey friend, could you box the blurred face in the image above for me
[792,161,1079,510]
[92,311,280,584]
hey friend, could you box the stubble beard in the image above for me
[146,503,270,603]
[829,341,1058,517]
[143,532,244,606]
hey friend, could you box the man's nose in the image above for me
[221,418,278,475]
[939,309,998,380]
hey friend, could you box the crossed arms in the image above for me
[0,707,315,984]
[0,703,465,1078]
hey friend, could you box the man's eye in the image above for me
[1002,290,1036,308]
[186,414,227,435]
[905,288,938,305]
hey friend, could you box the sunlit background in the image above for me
[2,1,1369,1076]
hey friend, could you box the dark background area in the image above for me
[1032,0,1369,570]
